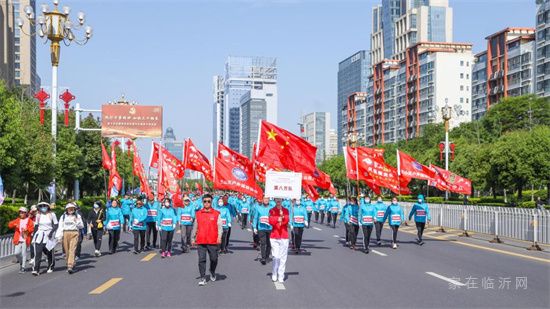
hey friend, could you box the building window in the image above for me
[466,98,469,103]
[460,85,464,91]
[460,73,464,79]
[466,74,469,79]
[460,60,464,66]
[460,97,464,103]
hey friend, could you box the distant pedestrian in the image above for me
[191,194,222,286]
[374,196,387,246]
[157,197,177,258]
[104,199,124,254]
[177,196,195,253]
[383,197,405,249]
[130,197,147,254]
[8,207,35,274]
[88,201,105,257]
[408,194,431,245]
[55,203,84,274]
[359,196,375,253]
[269,198,289,283]
[31,202,57,275]
[536,197,545,211]
[253,197,273,265]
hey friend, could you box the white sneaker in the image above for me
[278,278,284,283]
[392,243,397,249]
[210,272,217,282]
[47,268,53,273]
[198,278,207,286]
[272,275,277,282]
[29,259,35,266]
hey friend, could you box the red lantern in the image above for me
[34,88,50,125]
[126,139,133,157]
[113,140,121,148]
[438,142,444,161]
[450,143,456,161]
[59,89,76,127]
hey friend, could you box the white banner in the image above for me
[265,171,302,199]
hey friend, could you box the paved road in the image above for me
[1,219,549,308]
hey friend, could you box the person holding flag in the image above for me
[358,196,376,253]
[145,193,160,250]
[290,199,308,254]
[104,199,125,254]
[129,197,148,254]
[383,197,405,249]
[373,196,387,246]
[268,198,290,283]
[253,197,273,265]
[177,196,195,253]
[408,194,431,245]
[157,197,177,258]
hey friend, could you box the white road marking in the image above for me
[333,235,340,238]
[371,250,387,256]
[274,282,286,290]
[247,228,252,232]
[426,272,466,286]
[313,227,322,231]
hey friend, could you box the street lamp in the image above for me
[18,0,92,203]
[441,98,453,201]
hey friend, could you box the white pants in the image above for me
[270,238,289,280]
[15,242,27,269]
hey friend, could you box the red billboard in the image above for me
[101,105,162,138]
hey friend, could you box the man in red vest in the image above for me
[269,198,290,283]
[191,194,222,286]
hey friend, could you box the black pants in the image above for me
[109,229,121,253]
[348,224,359,246]
[123,215,130,232]
[241,214,248,229]
[319,212,325,224]
[133,230,145,252]
[293,227,304,250]
[180,225,193,251]
[327,212,332,224]
[198,244,218,278]
[226,227,231,250]
[374,222,384,242]
[258,230,271,260]
[330,213,337,228]
[314,211,319,222]
[307,212,312,227]
[344,223,350,243]
[416,222,426,242]
[76,229,84,258]
[91,228,103,251]
[146,221,158,247]
[221,229,229,252]
[390,225,399,243]
[160,230,174,252]
[253,231,259,247]
[362,225,373,249]
[32,242,54,273]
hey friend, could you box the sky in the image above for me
[36,0,536,159]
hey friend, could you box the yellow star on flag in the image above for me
[267,129,278,141]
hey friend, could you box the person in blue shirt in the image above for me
[129,197,147,254]
[238,196,251,229]
[359,196,376,253]
[317,197,328,225]
[217,199,233,254]
[177,196,195,253]
[252,197,273,265]
[120,194,133,233]
[303,196,314,228]
[345,197,360,250]
[157,197,177,258]
[145,194,160,250]
[340,201,350,246]
[374,196,387,246]
[409,194,431,245]
[327,195,340,228]
[217,195,235,253]
[249,200,260,249]
[383,197,405,249]
[290,199,309,254]
[104,199,125,254]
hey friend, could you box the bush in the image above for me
[518,201,536,208]
[0,205,23,234]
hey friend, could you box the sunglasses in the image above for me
[203,200,212,204]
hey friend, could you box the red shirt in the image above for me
[194,208,221,245]
[268,207,289,239]
[8,217,35,246]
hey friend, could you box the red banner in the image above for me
[252,143,267,183]
[108,143,122,198]
[429,164,472,195]
[132,143,152,198]
[101,142,112,171]
[150,142,185,179]
[183,139,213,182]
[302,169,336,195]
[101,105,163,138]
[345,147,382,195]
[357,148,410,195]
[152,143,183,207]
[397,150,436,181]
[214,157,263,200]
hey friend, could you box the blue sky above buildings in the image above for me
[36,0,536,157]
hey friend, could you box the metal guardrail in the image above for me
[400,202,550,247]
[0,233,15,259]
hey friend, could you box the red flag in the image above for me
[397,150,436,181]
[132,143,152,197]
[101,142,112,171]
[356,148,410,195]
[195,182,203,194]
[302,169,334,192]
[149,143,185,179]
[303,184,319,202]
[218,142,250,169]
[429,164,472,195]
[256,120,317,174]
[345,147,381,195]
[107,143,122,198]
[252,143,267,183]
[184,139,213,182]
[213,157,263,200]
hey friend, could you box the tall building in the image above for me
[371,0,453,63]
[164,127,184,160]
[471,28,536,120]
[337,50,370,153]
[0,0,38,94]
[240,86,277,158]
[327,129,338,158]
[536,0,550,97]
[222,56,277,151]
[301,112,332,163]
[366,42,473,145]
[212,75,224,154]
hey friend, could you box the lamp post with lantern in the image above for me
[18,0,92,203]
[441,98,453,201]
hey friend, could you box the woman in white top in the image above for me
[55,203,84,274]
[31,202,58,276]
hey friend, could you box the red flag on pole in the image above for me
[356,148,410,195]
[344,146,381,195]
[149,143,185,179]
[303,184,320,202]
[132,142,152,198]
[252,143,267,183]
[256,120,317,174]
[184,139,213,182]
[101,142,112,171]
[107,143,122,198]
[213,157,263,200]
[397,150,436,181]
[302,169,336,193]
[429,164,472,195]
[195,182,203,194]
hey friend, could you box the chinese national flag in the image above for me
[252,143,267,183]
[429,164,472,195]
[397,150,436,181]
[184,139,213,182]
[256,120,317,174]
[132,143,152,197]
[213,157,263,200]
[101,142,112,171]
[149,143,185,179]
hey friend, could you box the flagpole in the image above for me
[343,146,351,200]
[396,149,401,198]
[354,147,360,197]
[102,169,108,202]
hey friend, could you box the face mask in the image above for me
[40,207,48,213]
[392,200,397,204]
[218,201,224,207]
[93,204,99,209]
[418,199,423,203]
[366,199,371,204]
[377,199,382,203]
[164,203,170,207]
[296,201,301,206]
